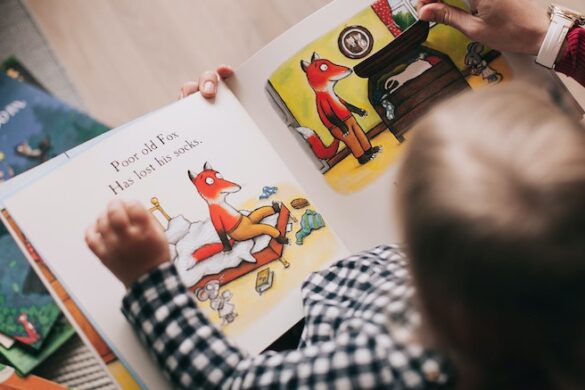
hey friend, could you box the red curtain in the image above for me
[371,0,402,37]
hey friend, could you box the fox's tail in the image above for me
[192,239,236,263]
[295,127,340,160]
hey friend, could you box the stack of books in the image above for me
[0,57,127,388]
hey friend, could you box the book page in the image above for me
[4,88,348,388]
[229,0,583,251]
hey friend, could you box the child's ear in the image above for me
[300,60,309,72]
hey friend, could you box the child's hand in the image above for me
[179,65,234,99]
[85,199,170,289]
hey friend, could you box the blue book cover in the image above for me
[0,72,109,181]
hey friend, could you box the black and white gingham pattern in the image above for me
[122,245,453,389]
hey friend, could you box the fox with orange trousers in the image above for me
[301,52,381,164]
[188,162,288,262]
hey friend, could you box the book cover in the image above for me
[0,316,75,376]
[0,219,61,351]
[0,363,67,389]
[0,72,108,182]
[1,56,47,92]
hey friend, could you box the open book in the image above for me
[1,0,581,387]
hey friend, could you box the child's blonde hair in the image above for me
[397,83,585,389]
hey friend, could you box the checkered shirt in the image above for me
[122,245,453,389]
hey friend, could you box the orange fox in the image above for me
[188,163,288,255]
[301,52,381,164]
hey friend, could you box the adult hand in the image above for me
[418,0,550,56]
[179,65,234,99]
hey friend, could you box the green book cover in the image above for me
[0,226,61,350]
[0,316,75,376]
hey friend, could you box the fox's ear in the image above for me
[188,170,195,181]
[311,52,320,62]
[300,59,309,72]
[203,161,213,171]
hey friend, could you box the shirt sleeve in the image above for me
[556,27,585,87]
[121,263,410,389]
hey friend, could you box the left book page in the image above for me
[3,86,347,388]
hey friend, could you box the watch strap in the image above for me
[536,12,575,68]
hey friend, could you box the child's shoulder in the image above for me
[300,246,453,387]
[301,245,409,308]
[303,244,406,285]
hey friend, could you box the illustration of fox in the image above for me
[301,52,381,164]
[188,163,288,258]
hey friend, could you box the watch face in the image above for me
[549,4,585,25]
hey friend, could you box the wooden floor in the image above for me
[25,0,330,126]
[25,0,585,127]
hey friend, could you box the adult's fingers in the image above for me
[198,71,219,99]
[417,0,441,12]
[179,81,199,99]
[418,2,481,40]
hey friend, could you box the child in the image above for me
[397,84,585,389]
[86,83,585,389]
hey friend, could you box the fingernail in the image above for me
[203,81,215,94]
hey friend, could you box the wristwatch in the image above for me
[536,4,585,69]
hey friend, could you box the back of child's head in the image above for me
[397,83,585,390]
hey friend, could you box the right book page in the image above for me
[229,0,582,252]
